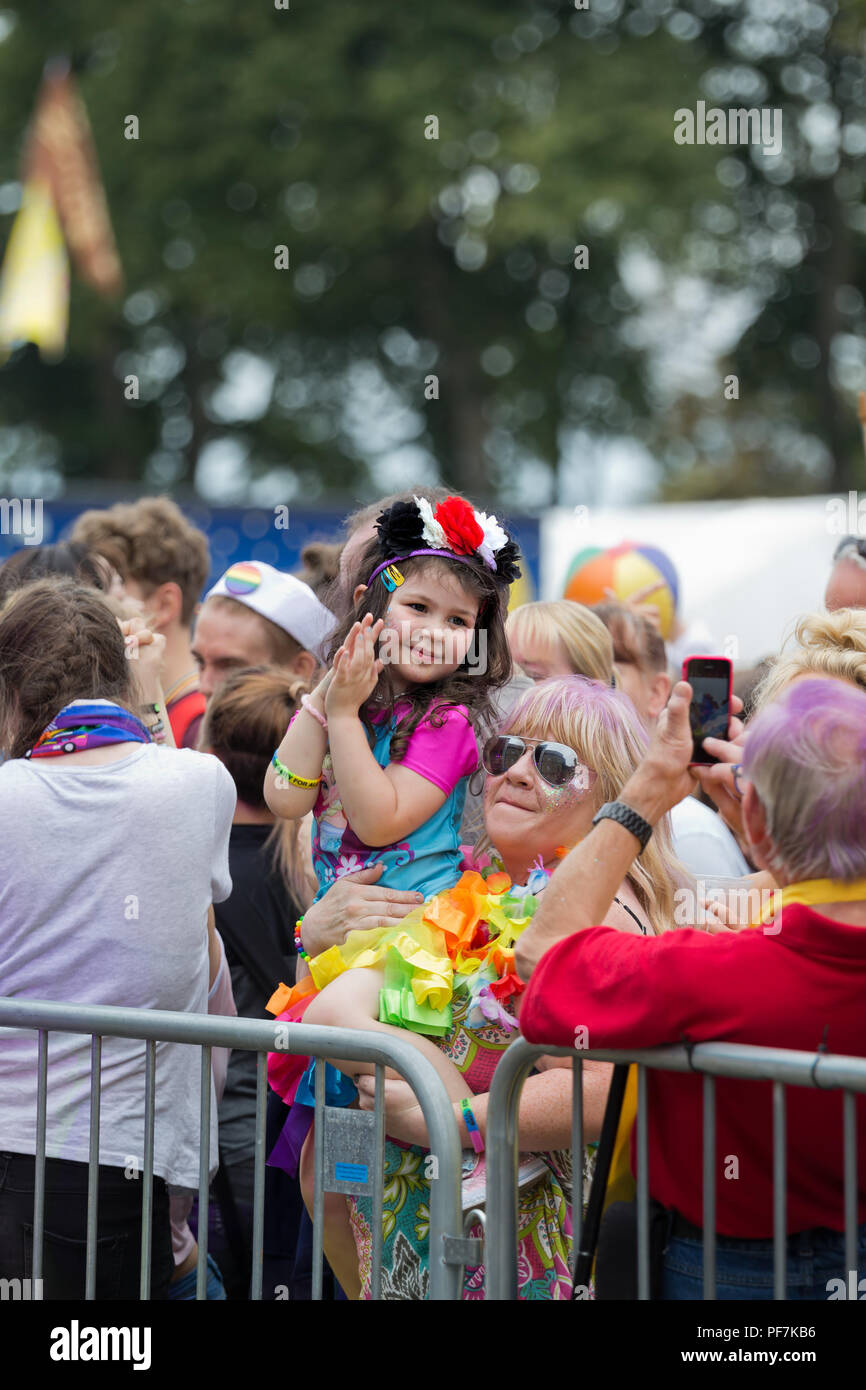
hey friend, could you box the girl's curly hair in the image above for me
[329,539,513,762]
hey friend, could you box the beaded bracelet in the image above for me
[294,918,310,962]
[460,1097,484,1154]
[271,751,321,789]
[139,704,165,743]
[300,694,328,731]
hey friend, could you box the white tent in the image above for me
[540,495,855,666]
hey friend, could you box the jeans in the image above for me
[0,1150,173,1300]
[663,1222,866,1300]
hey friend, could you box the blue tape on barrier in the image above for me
[335,1161,368,1184]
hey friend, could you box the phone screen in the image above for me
[686,662,730,764]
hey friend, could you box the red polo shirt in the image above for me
[519,905,866,1236]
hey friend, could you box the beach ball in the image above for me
[563,541,679,640]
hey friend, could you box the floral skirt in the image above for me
[348,1140,574,1301]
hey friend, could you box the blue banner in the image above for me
[0,499,540,599]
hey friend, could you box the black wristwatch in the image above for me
[592,800,653,855]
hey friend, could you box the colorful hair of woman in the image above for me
[505,599,616,685]
[0,578,134,758]
[744,675,866,883]
[499,674,683,935]
[753,607,866,710]
[200,665,311,900]
[332,502,518,762]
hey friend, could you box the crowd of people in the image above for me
[0,488,864,1302]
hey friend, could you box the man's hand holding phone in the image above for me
[682,655,734,766]
[693,722,749,841]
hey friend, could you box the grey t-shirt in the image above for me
[0,744,235,1187]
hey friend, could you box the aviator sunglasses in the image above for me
[482,735,595,790]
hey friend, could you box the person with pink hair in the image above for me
[518,675,866,1299]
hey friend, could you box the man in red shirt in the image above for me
[517,675,866,1299]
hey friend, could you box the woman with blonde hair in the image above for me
[282,674,685,1299]
[506,599,616,686]
[753,607,866,711]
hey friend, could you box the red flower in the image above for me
[434,497,484,556]
[489,973,525,1002]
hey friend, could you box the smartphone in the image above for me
[682,656,733,765]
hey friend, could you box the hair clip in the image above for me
[380,564,405,592]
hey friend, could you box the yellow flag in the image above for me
[0,178,69,360]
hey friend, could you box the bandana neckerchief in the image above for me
[25,700,152,759]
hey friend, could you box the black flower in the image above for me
[494,539,522,585]
[375,500,425,557]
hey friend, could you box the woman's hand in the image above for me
[356,1074,429,1147]
[299,863,424,958]
[325,616,385,719]
[695,885,748,933]
[120,618,167,705]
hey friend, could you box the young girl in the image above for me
[263,495,519,1102]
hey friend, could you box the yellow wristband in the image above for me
[271,752,321,789]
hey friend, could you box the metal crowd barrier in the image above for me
[485,1036,866,1300]
[0,998,465,1301]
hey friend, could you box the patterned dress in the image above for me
[347,989,576,1300]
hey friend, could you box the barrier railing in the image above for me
[0,998,465,1301]
[485,1037,866,1301]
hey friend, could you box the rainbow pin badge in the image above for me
[224,562,263,596]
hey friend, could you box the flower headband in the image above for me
[369,495,521,589]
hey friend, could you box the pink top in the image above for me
[311,699,479,900]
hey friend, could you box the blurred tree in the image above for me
[0,0,863,506]
[654,0,866,499]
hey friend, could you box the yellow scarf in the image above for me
[758,876,866,926]
[603,875,866,1227]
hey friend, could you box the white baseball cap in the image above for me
[205,561,336,661]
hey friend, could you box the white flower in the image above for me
[414,495,448,550]
[473,509,509,568]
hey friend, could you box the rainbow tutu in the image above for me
[267,868,546,1103]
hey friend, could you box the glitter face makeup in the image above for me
[535,776,590,809]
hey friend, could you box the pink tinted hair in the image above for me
[743,675,866,881]
[499,675,684,934]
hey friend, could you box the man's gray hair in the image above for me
[832,536,866,570]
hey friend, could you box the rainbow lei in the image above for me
[268,865,550,1038]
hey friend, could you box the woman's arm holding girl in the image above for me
[356,1060,613,1151]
